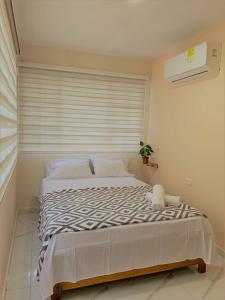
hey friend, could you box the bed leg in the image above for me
[51,284,62,300]
[198,261,206,273]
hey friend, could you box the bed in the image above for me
[37,176,216,300]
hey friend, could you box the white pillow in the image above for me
[92,158,133,177]
[47,160,92,180]
[91,156,129,170]
[46,159,91,176]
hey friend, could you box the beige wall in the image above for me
[146,21,225,249]
[0,169,17,299]
[19,44,152,75]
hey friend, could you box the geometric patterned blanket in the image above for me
[37,185,206,280]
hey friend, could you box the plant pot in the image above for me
[142,157,149,164]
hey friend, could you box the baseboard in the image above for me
[18,207,39,214]
[1,211,18,300]
[217,245,225,258]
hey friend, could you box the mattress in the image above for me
[37,177,216,300]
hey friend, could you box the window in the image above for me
[18,65,147,153]
[0,1,17,201]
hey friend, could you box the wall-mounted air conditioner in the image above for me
[164,42,221,84]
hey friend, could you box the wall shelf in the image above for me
[147,162,159,169]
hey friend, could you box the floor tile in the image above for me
[13,232,33,251]
[108,272,169,300]
[171,265,225,300]
[30,286,51,300]
[31,247,40,287]
[62,284,113,300]
[149,284,193,300]
[15,221,34,237]
[18,213,39,227]
[6,270,31,291]
[7,248,32,291]
[31,247,40,266]
[32,230,42,249]
[30,265,38,287]
[5,288,30,300]
[30,287,38,300]
[204,265,225,300]
[31,270,38,288]
[9,249,32,275]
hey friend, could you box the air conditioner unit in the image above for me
[164,42,221,83]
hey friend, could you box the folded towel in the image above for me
[146,190,181,208]
[150,184,165,211]
[165,195,181,207]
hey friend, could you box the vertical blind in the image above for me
[0,1,17,201]
[18,66,147,153]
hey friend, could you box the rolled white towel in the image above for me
[146,191,181,207]
[151,185,165,211]
[165,195,181,207]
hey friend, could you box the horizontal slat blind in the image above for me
[18,66,146,153]
[0,1,17,200]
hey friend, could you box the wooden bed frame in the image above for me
[51,258,206,300]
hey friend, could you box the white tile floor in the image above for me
[4,212,225,300]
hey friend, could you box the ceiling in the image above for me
[12,0,225,59]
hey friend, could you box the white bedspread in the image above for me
[37,177,216,300]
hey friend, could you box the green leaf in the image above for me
[140,148,144,155]
[139,141,154,157]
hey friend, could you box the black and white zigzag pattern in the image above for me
[37,185,206,280]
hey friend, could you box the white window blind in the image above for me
[18,66,147,153]
[0,1,17,200]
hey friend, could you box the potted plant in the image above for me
[139,141,154,164]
